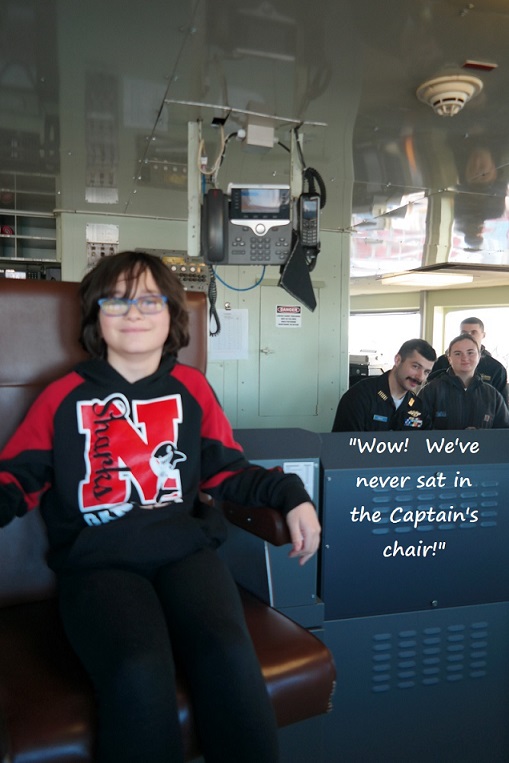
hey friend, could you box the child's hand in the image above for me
[285,502,321,566]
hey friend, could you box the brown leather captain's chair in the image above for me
[0,278,335,762]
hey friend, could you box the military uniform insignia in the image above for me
[404,409,423,428]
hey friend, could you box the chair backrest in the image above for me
[0,278,207,605]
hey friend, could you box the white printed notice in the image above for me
[208,309,249,361]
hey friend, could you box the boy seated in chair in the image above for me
[0,251,320,763]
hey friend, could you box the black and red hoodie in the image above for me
[0,356,310,572]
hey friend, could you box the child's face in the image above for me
[99,269,170,375]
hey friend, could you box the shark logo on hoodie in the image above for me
[77,393,187,521]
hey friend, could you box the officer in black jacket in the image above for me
[419,333,509,429]
[428,317,507,403]
[332,338,436,432]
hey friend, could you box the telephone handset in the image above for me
[299,193,320,250]
[201,188,228,263]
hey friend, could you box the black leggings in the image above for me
[58,549,279,763]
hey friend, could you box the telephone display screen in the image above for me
[301,197,319,219]
[229,185,290,220]
[240,188,289,215]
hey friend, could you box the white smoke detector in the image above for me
[416,74,483,117]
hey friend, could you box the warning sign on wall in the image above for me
[276,305,302,328]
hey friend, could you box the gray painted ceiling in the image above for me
[2,0,509,294]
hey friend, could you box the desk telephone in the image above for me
[201,184,319,265]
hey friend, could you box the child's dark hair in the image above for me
[79,251,190,358]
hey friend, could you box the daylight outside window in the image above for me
[349,312,421,373]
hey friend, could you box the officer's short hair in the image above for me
[397,339,436,363]
[461,316,484,331]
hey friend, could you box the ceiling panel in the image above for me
[1,0,509,292]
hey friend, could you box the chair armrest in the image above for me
[221,501,291,546]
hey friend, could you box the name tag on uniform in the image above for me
[373,414,389,422]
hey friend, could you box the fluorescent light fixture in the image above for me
[380,272,474,287]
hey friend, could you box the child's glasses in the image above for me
[98,295,168,316]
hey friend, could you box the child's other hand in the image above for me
[285,502,321,566]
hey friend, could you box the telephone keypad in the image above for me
[227,223,292,264]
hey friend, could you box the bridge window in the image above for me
[349,312,421,372]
